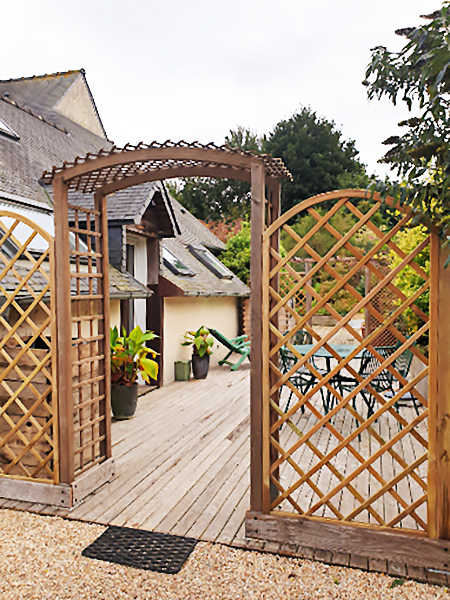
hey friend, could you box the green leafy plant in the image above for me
[219,221,251,285]
[364,4,450,251]
[110,326,158,386]
[182,326,214,357]
[388,225,430,350]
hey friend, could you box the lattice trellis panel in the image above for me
[69,202,108,477]
[0,212,58,483]
[263,191,430,532]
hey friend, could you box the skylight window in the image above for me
[163,247,195,276]
[0,118,19,141]
[189,245,233,279]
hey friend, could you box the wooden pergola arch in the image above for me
[41,141,291,497]
[3,139,450,574]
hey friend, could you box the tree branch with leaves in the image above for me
[364,3,450,244]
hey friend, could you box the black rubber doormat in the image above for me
[82,526,197,574]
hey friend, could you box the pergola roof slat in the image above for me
[41,140,292,193]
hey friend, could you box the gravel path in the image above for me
[0,509,446,599]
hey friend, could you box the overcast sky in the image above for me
[1,1,440,177]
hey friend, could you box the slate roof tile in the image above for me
[161,227,249,298]
[0,96,110,206]
[1,261,152,302]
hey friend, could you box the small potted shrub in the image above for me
[182,326,214,379]
[110,325,158,419]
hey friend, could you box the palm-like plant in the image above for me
[182,326,214,357]
[110,326,158,386]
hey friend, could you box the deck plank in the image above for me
[0,362,430,576]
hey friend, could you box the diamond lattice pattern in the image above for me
[0,214,57,482]
[264,194,429,532]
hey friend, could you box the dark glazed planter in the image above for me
[111,383,138,419]
[192,354,210,380]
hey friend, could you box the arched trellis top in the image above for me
[41,139,290,487]
[41,140,292,195]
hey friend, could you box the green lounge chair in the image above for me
[208,328,250,371]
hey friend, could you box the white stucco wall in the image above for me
[126,236,147,333]
[54,75,105,138]
[110,300,121,331]
[133,237,147,333]
[163,296,240,384]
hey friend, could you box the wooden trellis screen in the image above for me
[0,211,58,483]
[68,199,110,478]
[260,190,434,536]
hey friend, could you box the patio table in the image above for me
[289,344,364,413]
[291,343,363,360]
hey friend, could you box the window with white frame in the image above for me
[189,245,233,279]
[0,118,19,140]
[163,247,195,276]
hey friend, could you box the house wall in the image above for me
[163,296,240,384]
[53,74,105,138]
[110,300,121,331]
[125,235,148,334]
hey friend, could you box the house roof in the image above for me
[108,267,153,299]
[64,181,178,238]
[160,190,249,298]
[161,236,248,297]
[1,261,152,303]
[0,91,111,207]
[0,70,107,139]
[168,195,224,251]
[0,197,152,301]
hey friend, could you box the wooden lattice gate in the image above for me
[247,189,450,569]
[0,211,58,484]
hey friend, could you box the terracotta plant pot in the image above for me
[192,354,210,379]
[111,383,138,419]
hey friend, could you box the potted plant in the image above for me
[110,325,158,419]
[182,326,214,379]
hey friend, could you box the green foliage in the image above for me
[182,326,214,357]
[364,3,450,242]
[110,326,158,386]
[264,107,370,213]
[389,226,430,336]
[177,113,371,221]
[219,221,251,285]
[281,206,387,316]
[177,128,262,221]
[283,208,361,258]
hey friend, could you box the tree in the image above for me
[219,221,251,285]
[264,107,370,213]
[177,128,262,221]
[364,3,450,241]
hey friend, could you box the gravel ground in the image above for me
[0,509,447,599]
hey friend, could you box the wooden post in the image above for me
[250,162,266,512]
[52,176,74,484]
[94,191,112,461]
[428,232,450,539]
[267,179,281,505]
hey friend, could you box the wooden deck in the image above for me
[0,357,441,582]
[0,357,426,540]
[0,365,252,546]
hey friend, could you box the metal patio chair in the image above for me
[338,342,416,419]
[279,330,327,418]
